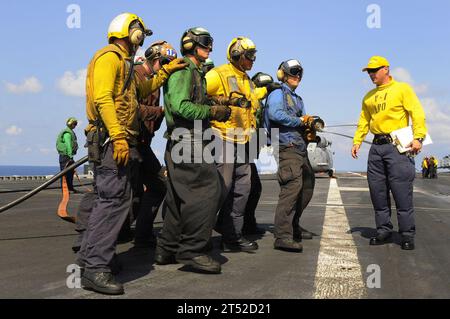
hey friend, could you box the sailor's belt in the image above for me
[373,134,393,145]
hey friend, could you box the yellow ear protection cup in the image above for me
[276,62,285,81]
[129,28,145,45]
[182,36,194,51]
[128,20,152,46]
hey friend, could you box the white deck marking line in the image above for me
[338,187,370,192]
[347,172,367,178]
[313,178,367,299]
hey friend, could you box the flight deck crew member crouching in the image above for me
[352,56,427,251]
[77,13,187,295]
[155,27,231,274]
[266,59,316,253]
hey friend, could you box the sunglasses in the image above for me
[367,66,385,74]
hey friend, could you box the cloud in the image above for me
[421,98,450,144]
[391,67,428,95]
[4,77,43,94]
[57,69,86,97]
[5,125,23,136]
[39,148,53,155]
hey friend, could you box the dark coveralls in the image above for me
[157,57,224,261]
[266,84,315,240]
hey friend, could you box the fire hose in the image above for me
[0,155,89,214]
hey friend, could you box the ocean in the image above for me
[0,166,60,176]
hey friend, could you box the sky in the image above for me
[1,0,450,172]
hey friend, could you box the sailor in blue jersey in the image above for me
[265,59,316,252]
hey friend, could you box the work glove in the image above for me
[210,105,232,122]
[229,96,251,108]
[300,115,315,128]
[303,128,317,143]
[251,72,274,88]
[251,72,281,95]
[112,138,129,166]
[208,95,250,108]
[161,58,188,75]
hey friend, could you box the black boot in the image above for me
[221,238,258,252]
[369,232,392,246]
[81,271,124,295]
[177,255,221,274]
[401,237,415,250]
[154,246,177,265]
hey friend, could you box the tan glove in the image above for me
[300,115,314,128]
[161,58,188,75]
[210,105,232,122]
[112,139,129,166]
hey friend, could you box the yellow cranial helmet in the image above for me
[227,37,257,62]
[107,13,152,45]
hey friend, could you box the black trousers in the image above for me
[77,143,137,272]
[243,163,262,230]
[367,144,416,238]
[157,140,224,261]
[274,147,315,239]
[59,154,75,191]
[133,144,166,244]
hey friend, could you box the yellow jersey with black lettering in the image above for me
[353,77,427,145]
[205,63,267,143]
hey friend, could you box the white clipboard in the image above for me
[390,126,432,153]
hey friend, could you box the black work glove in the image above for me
[210,105,232,122]
[252,72,274,87]
[229,96,251,108]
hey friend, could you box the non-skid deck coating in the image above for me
[0,173,449,299]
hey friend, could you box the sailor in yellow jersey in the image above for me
[205,37,267,252]
[352,56,427,251]
[77,13,187,295]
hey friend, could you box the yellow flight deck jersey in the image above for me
[85,43,169,145]
[205,63,267,144]
[353,77,427,145]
